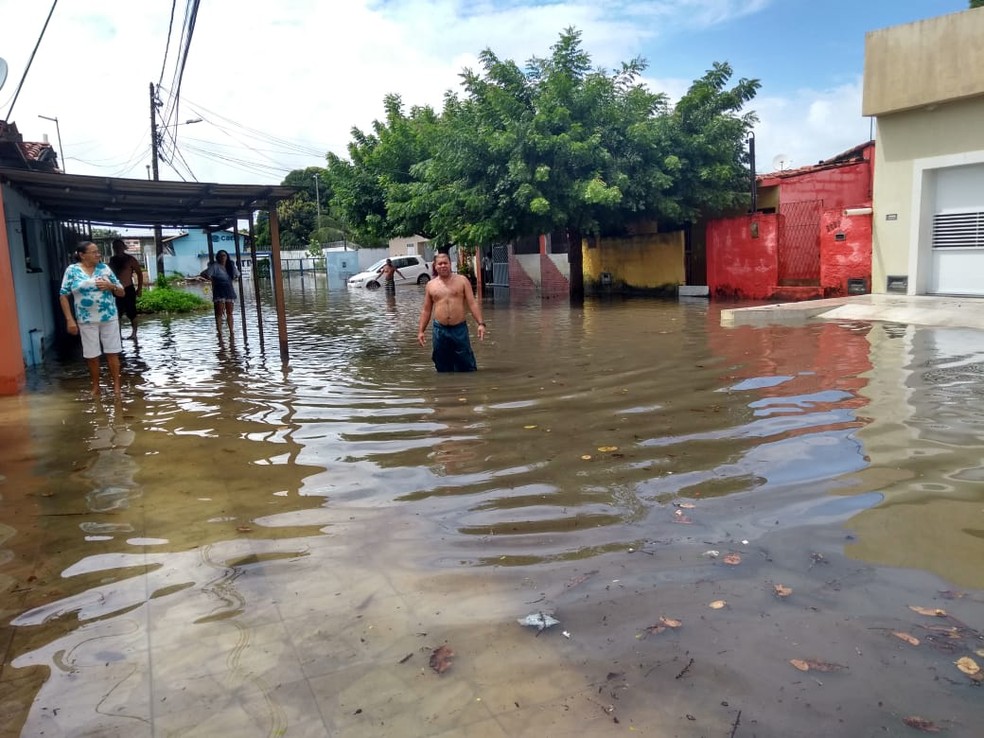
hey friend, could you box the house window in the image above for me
[21,217,43,273]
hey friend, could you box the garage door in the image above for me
[929,164,984,296]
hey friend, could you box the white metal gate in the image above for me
[930,164,984,295]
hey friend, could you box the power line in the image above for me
[5,0,59,119]
[157,0,179,87]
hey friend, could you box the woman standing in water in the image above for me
[200,250,240,334]
[59,241,126,397]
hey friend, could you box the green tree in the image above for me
[91,227,122,246]
[324,29,758,300]
[657,62,760,225]
[324,94,443,247]
[972,1,983,9]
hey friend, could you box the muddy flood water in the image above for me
[2,275,984,738]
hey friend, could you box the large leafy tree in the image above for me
[323,29,758,300]
[325,94,442,247]
[656,62,759,225]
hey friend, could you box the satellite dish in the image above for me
[772,153,792,172]
[0,58,7,93]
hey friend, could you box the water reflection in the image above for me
[2,277,984,735]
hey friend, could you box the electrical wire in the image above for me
[5,0,59,120]
[157,0,179,87]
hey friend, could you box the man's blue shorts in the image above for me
[431,321,477,372]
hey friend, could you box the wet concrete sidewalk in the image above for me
[722,294,984,330]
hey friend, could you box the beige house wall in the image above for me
[871,97,984,294]
[865,6,984,296]
[863,7,984,117]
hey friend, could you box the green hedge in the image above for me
[137,285,211,314]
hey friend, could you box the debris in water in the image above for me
[955,656,980,676]
[892,631,920,646]
[518,612,560,631]
[902,716,941,733]
[789,659,847,673]
[773,584,792,598]
[429,644,454,674]
[909,605,947,617]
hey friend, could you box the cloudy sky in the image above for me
[0,0,970,185]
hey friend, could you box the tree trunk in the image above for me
[568,227,584,305]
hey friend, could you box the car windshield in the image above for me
[366,259,388,273]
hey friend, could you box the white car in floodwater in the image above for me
[346,256,431,290]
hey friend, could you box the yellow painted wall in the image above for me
[583,231,685,289]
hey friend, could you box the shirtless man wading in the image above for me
[417,253,486,372]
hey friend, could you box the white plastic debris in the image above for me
[517,612,560,631]
[562,630,571,639]
[702,550,720,558]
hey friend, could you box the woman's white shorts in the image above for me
[79,319,122,359]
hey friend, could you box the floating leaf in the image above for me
[581,454,592,461]
[430,644,454,674]
[597,446,618,452]
[773,584,792,598]
[708,600,727,610]
[642,623,667,637]
[892,632,920,646]
[955,656,980,676]
[909,605,947,617]
[789,659,846,673]
[902,716,941,733]
[674,502,696,509]
[660,617,682,628]
[236,525,253,533]
[523,425,538,430]
[976,649,984,658]
[722,553,742,565]
[517,612,559,631]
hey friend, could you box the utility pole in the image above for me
[313,174,322,236]
[149,82,164,280]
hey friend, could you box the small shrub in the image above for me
[137,286,210,314]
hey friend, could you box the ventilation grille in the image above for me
[932,211,984,248]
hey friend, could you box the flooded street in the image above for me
[2,276,984,737]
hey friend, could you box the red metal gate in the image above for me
[778,200,822,285]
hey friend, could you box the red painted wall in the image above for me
[760,146,873,208]
[820,208,873,297]
[707,144,874,301]
[706,214,779,300]
[0,189,26,395]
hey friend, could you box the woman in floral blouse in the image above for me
[59,241,125,397]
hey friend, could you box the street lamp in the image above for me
[37,114,65,173]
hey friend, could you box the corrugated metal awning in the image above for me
[0,167,296,229]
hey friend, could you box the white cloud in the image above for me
[753,79,873,174]
[1,0,854,188]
